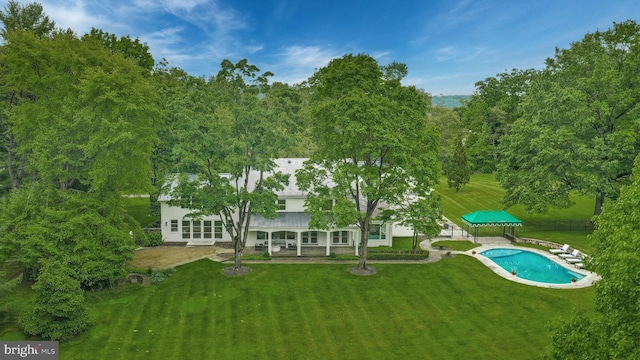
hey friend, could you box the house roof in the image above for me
[250,212,311,228]
[158,158,309,202]
[461,210,523,227]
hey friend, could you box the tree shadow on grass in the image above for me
[222,266,253,276]
[348,266,377,276]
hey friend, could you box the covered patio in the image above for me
[461,210,523,242]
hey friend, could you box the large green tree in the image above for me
[497,20,640,215]
[446,135,471,192]
[296,54,441,271]
[0,27,157,285]
[0,1,56,191]
[461,68,535,173]
[547,155,640,359]
[167,59,292,273]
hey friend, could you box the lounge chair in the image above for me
[558,249,580,260]
[574,262,585,269]
[565,257,583,264]
[549,244,570,254]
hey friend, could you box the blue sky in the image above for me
[5,0,640,94]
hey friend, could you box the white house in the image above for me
[158,158,414,256]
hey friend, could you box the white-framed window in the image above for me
[203,221,212,239]
[368,224,386,240]
[273,231,295,240]
[214,221,223,239]
[332,231,349,244]
[277,199,286,211]
[257,231,269,240]
[193,220,201,239]
[302,231,318,244]
[181,220,190,239]
[170,220,178,232]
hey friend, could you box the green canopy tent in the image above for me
[461,210,523,242]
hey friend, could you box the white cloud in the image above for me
[267,45,341,84]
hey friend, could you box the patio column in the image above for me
[296,231,302,257]
[326,231,331,256]
[267,231,273,256]
[353,230,359,256]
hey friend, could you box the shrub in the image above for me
[132,227,149,247]
[151,268,177,284]
[21,261,92,341]
[367,252,429,260]
[147,231,163,247]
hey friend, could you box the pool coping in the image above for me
[465,244,600,289]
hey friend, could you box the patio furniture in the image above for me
[549,244,570,255]
[558,249,580,260]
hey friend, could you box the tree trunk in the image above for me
[233,235,243,269]
[357,226,369,270]
[411,231,418,254]
[594,191,605,216]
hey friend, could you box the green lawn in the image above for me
[33,259,594,360]
[435,174,596,253]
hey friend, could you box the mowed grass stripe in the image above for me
[61,259,595,360]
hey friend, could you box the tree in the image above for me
[81,28,154,72]
[296,54,441,272]
[21,260,92,341]
[446,135,471,192]
[0,27,157,285]
[167,59,292,273]
[0,1,56,191]
[547,155,640,359]
[461,68,535,173]
[383,193,443,254]
[497,21,640,215]
[0,1,55,39]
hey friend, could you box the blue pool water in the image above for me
[480,248,585,284]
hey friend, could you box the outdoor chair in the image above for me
[286,241,297,250]
[549,244,570,255]
[558,249,580,260]
[255,241,266,251]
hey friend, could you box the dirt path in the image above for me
[130,246,221,270]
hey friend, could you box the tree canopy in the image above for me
[166,59,293,272]
[497,20,640,215]
[548,154,640,359]
[296,54,441,271]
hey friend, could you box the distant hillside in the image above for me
[432,95,471,108]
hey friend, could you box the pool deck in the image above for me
[443,236,600,289]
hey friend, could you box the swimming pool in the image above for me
[480,248,585,284]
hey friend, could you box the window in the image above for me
[332,231,349,244]
[277,199,286,211]
[273,231,295,241]
[257,231,269,240]
[214,221,223,239]
[302,231,318,244]
[170,220,178,232]
[182,220,190,239]
[203,221,212,239]
[368,224,386,240]
[193,220,201,239]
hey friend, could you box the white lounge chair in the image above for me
[574,262,585,269]
[549,244,570,254]
[558,249,580,260]
[566,257,583,264]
